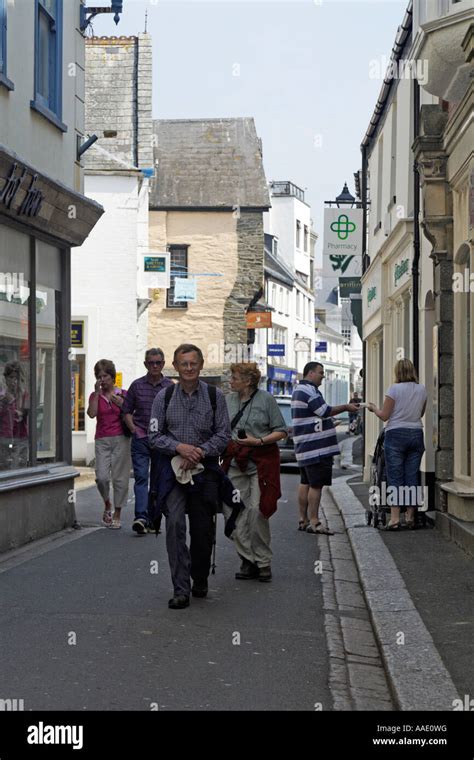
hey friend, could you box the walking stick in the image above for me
[211,512,217,575]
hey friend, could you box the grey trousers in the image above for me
[224,466,272,568]
[163,475,218,597]
[94,435,131,510]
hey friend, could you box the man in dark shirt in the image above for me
[149,343,231,609]
[122,348,173,534]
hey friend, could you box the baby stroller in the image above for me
[366,429,387,528]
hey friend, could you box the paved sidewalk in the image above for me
[328,473,474,710]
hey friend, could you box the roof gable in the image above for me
[150,118,270,209]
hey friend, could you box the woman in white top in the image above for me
[368,359,427,530]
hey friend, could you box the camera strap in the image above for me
[230,389,259,430]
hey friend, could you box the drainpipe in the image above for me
[361,144,368,468]
[413,78,420,374]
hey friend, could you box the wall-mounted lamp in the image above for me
[80,1,124,32]
[77,134,98,160]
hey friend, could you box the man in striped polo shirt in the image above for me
[291,362,360,534]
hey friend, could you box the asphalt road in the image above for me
[0,471,340,711]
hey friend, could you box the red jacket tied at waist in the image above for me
[221,441,281,519]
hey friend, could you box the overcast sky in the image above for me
[92,0,407,244]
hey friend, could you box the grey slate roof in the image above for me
[264,249,294,288]
[150,118,270,209]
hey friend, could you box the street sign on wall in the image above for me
[315,341,328,352]
[268,344,285,356]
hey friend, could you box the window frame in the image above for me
[0,233,68,476]
[166,244,189,310]
[0,0,14,91]
[31,0,66,131]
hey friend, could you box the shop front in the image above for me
[267,364,298,396]
[0,146,103,552]
[361,257,383,478]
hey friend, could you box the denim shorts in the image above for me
[384,427,425,507]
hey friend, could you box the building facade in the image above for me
[412,0,473,548]
[0,1,103,551]
[361,1,438,495]
[257,236,297,395]
[361,0,473,551]
[71,34,153,465]
[263,181,315,387]
[147,118,270,384]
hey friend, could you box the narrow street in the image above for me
[0,443,391,712]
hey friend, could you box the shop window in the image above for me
[71,355,85,432]
[36,242,61,464]
[0,228,31,471]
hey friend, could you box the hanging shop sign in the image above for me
[174,277,197,303]
[323,208,363,278]
[339,276,362,298]
[143,253,170,289]
[246,311,272,329]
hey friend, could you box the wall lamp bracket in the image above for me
[80,1,123,32]
[77,134,98,160]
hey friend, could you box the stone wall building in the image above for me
[148,118,270,383]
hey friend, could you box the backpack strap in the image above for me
[163,384,176,434]
[207,383,217,433]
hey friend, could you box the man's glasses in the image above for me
[147,360,163,366]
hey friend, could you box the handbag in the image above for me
[113,390,132,438]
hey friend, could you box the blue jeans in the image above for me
[384,428,425,508]
[131,436,158,524]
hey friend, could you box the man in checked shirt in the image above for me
[149,344,231,609]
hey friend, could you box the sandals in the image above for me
[102,509,113,527]
[298,520,310,531]
[108,519,121,530]
[306,522,334,535]
[384,523,401,531]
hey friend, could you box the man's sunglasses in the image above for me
[147,360,163,366]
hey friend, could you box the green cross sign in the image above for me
[330,214,356,241]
